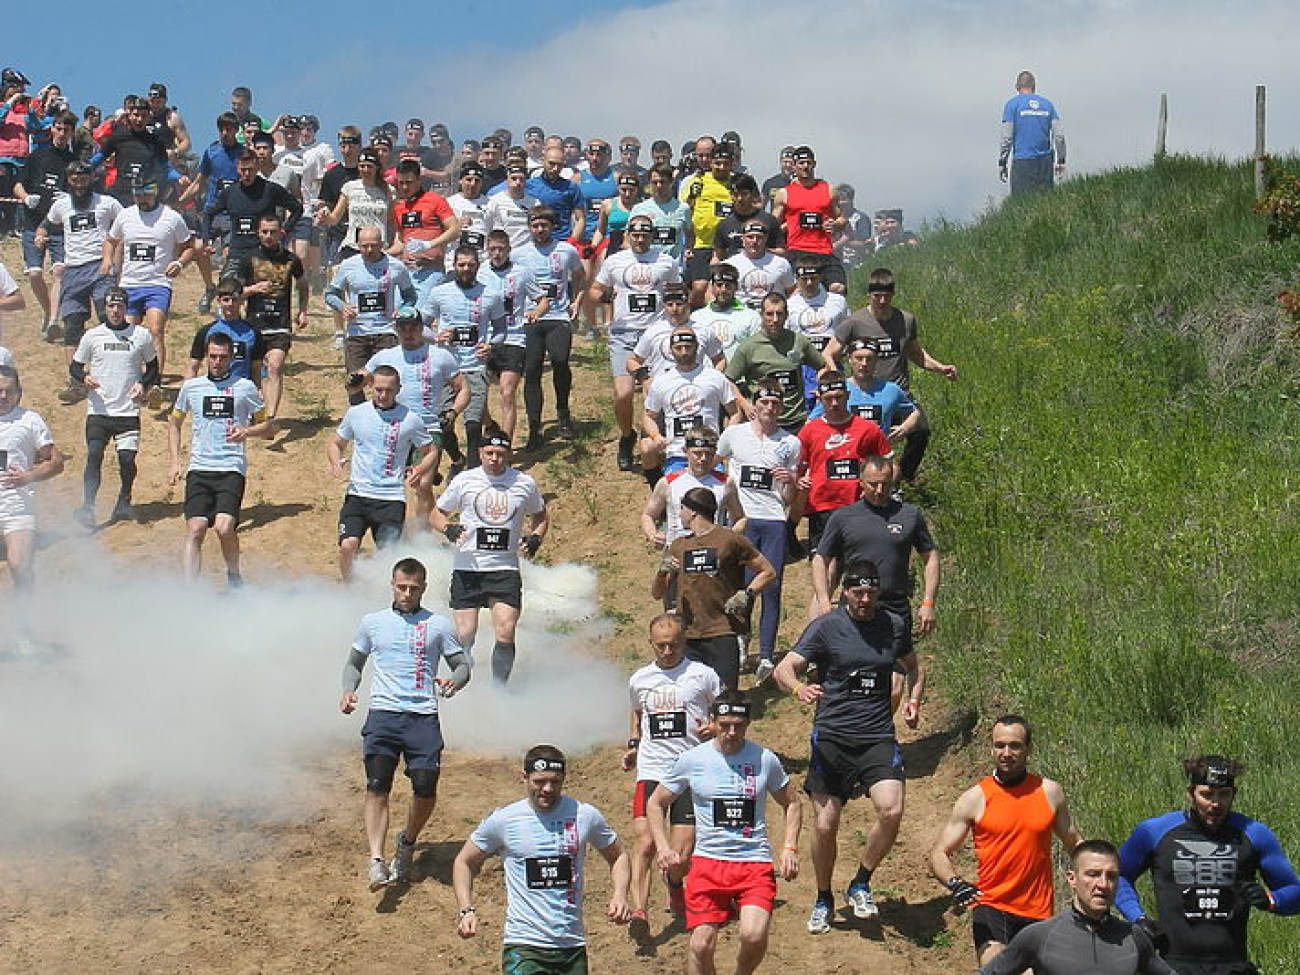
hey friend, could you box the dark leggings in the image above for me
[897,401,931,482]
[84,423,137,506]
[524,318,573,426]
[744,518,787,658]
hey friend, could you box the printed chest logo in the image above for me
[1171,839,1239,886]
[887,523,903,536]
[473,486,517,526]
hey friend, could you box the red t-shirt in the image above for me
[392,189,455,263]
[798,414,890,512]
[783,179,834,254]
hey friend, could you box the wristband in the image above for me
[921,599,935,608]
[783,845,798,852]
[792,681,805,698]
[459,905,476,917]
[626,737,641,750]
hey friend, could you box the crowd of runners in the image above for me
[1,67,1297,974]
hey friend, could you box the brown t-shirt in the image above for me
[669,525,761,639]
[833,306,918,389]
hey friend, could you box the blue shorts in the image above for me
[361,710,444,771]
[22,228,65,271]
[125,285,173,317]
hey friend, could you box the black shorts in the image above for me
[804,733,904,802]
[684,247,715,284]
[685,634,740,692]
[259,330,293,354]
[633,779,696,825]
[338,494,406,546]
[1165,962,1259,975]
[806,508,836,553]
[449,569,522,610]
[971,905,1041,953]
[85,414,142,451]
[786,249,847,291]
[361,709,444,771]
[184,470,246,524]
[488,343,526,375]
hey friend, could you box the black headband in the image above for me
[482,432,512,450]
[527,757,566,774]
[842,572,881,590]
[712,701,751,718]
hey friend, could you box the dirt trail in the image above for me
[1,241,984,973]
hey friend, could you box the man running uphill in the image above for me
[340,557,471,892]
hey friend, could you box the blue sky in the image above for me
[14,0,1300,223]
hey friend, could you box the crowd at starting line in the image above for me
[1,68,1296,975]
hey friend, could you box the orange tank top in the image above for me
[973,773,1056,918]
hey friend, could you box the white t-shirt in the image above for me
[438,465,545,572]
[299,140,336,207]
[45,192,123,267]
[352,605,462,714]
[716,421,802,521]
[725,251,795,309]
[787,288,848,353]
[108,204,193,289]
[629,658,722,780]
[483,191,540,249]
[172,373,265,475]
[73,323,157,417]
[336,401,432,500]
[444,192,490,269]
[644,364,735,461]
[0,406,54,520]
[662,469,729,544]
[631,320,723,377]
[364,344,459,432]
[595,248,682,338]
[691,303,761,362]
[0,346,12,370]
[339,180,392,249]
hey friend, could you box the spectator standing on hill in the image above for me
[999,70,1066,195]
[928,715,1083,967]
[1117,754,1300,974]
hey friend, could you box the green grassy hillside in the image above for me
[883,155,1300,969]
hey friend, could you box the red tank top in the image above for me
[783,179,833,254]
[973,773,1056,918]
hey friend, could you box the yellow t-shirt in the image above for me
[680,173,732,248]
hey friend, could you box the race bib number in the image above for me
[460,231,484,249]
[799,211,823,229]
[127,243,157,263]
[525,855,573,890]
[767,369,796,390]
[648,710,687,739]
[451,325,477,345]
[848,669,888,698]
[671,414,703,438]
[875,337,898,358]
[202,395,235,419]
[682,547,718,574]
[541,282,560,299]
[0,449,8,469]
[234,216,255,236]
[713,201,733,218]
[711,797,755,828]
[69,212,96,232]
[41,171,61,191]
[739,465,774,490]
[826,457,860,480]
[1181,886,1234,921]
[121,162,143,181]
[401,210,422,228]
[259,296,283,318]
[475,526,509,551]
[231,341,248,361]
[653,226,676,246]
[853,403,882,423]
[628,293,658,314]
[357,291,384,314]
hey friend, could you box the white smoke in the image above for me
[0,539,627,843]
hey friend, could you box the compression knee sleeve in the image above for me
[408,767,440,799]
[117,450,138,497]
[363,754,400,794]
[492,640,516,684]
[465,420,482,468]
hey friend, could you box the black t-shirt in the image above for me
[792,605,909,740]
[816,499,935,608]
[100,125,173,200]
[760,173,791,211]
[20,144,75,223]
[712,209,782,260]
[481,165,508,191]
[318,164,360,210]
[238,245,304,333]
[203,177,303,254]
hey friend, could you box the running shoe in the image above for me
[331,332,344,351]
[42,319,62,343]
[754,659,776,684]
[109,501,136,524]
[391,831,416,882]
[617,433,636,472]
[197,287,215,314]
[557,415,576,438]
[806,899,833,934]
[628,909,651,944]
[368,856,391,892]
[846,881,879,919]
[74,505,96,529]
[665,875,686,918]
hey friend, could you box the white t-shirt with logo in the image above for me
[438,465,545,572]
[108,204,193,290]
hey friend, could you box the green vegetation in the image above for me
[879,156,1300,970]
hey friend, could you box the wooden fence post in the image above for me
[1256,85,1268,199]
[1155,93,1168,159]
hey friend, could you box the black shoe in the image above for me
[525,432,544,453]
[617,434,636,472]
[57,381,87,405]
[557,415,576,438]
[109,501,137,523]
[196,287,216,314]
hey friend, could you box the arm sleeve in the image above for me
[443,651,472,688]
[341,648,367,692]
[998,121,1014,165]
[69,360,86,382]
[1116,822,1160,920]
[1246,819,1300,914]
[141,358,161,388]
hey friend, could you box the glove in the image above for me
[944,876,980,910]
[1241,882,1273,911]
[443,524,465,544]
[24,194,40,209]
[659,551,678,575]
[522,533,542,557]
[1133,916,1168,954]
[723,589,754,618]
[440,409,458,429]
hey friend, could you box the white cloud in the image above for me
[415,0,1300,225]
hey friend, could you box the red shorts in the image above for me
[565,236,605,261]
[685,856,776,928]
[632,780,695,824]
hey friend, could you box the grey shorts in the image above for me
[606,330,640,377]
[463,369,488,422]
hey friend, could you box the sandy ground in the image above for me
[0,238,985,974]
